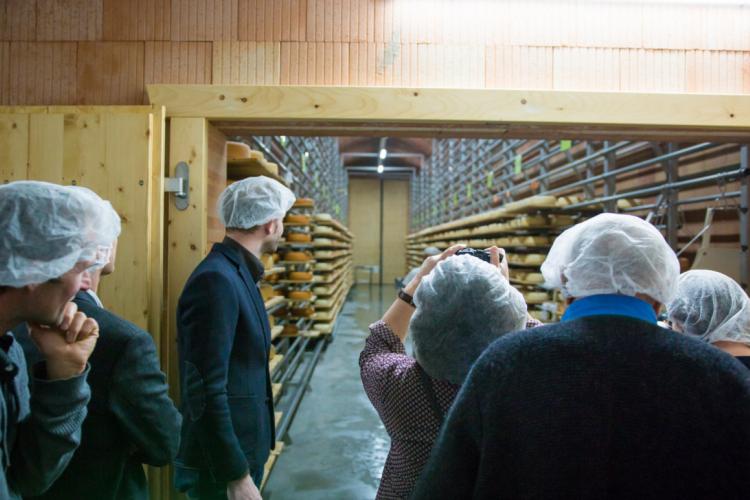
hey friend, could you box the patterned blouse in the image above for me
[359,318,543,499]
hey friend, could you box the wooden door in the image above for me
[348,177,409,284]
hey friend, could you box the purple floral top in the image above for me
[359,318,543,499]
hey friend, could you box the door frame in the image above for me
[153,85,750,499]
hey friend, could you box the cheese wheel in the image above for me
[261,254,275,269]
[289,290,313,301]
[293,198,315,208]
[287,233,312,243]
[289,271,313,281]
[264,162,279,175]
[283,324,298,335]
[226,141,252,160]
[259,285,275,301]
[292,306,315,318]
[285,214,311,224]
[524,292,549,303]
[286,251,311,262]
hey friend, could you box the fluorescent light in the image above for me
[377,164,384,174]
[379,148,387,160]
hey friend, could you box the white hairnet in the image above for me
[424,246,441,256]
[218,177,296,229]
[0,181,122,287]
[667,270,750,345]
[410,255,527,384]
[541,213,679,305]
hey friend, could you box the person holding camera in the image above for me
[359,245,535,499]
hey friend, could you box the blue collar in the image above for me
[562,294,657,324]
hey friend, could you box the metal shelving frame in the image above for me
[411,139,749,289]
[229,135,349,224]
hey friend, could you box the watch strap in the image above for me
[398,289,416,308]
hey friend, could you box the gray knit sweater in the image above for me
[0,331,90,499]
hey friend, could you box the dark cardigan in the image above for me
[412,315,750,500]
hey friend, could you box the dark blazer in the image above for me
[15,291,181,500]
[174,242,275,489]
[413,316,750,499]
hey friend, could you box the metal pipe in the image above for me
[621,191,742,212]
[547,142,713,196]
[248,136,291,173]
[347,166,417,173]
[676,222,713,257]
[278,337,311,386]
[272,336,303,381]
[341,152,424,159]
[665,143,680,248]
[508,141,630,195]
[492,140,550,188]
[602,140,617,212]
[563,166,747,211]
[276,338,326,441]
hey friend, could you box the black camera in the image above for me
[455,248,501,264]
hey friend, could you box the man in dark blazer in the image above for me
[175,177,295,500]
[413,214,750,499]
[15,238,182,500]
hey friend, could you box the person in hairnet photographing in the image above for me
[413,213,750,499]
[175,177,295,500]
[0,181,120,499]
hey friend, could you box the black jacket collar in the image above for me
[221,237,265,283]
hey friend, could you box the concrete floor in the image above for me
[264,285,396,500]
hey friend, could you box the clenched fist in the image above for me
[29,302,99,380]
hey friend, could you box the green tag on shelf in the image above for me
[433,206,438,216]
[467,184,472,199]
[314,171,319,187]
[301,153,307,173]
[279,136,288,146]
[334,203,341,216]
[486,171,494,188]
[453,193,459,207]
[560,139,572,151]
[514,154,522,174]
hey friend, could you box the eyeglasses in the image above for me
[77,244,113,273]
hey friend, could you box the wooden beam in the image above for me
[0,105,154,114]
[211,121,750,143]
[148,85,750,141]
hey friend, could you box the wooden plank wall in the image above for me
[1,0,749,105]
[0,107,157,332]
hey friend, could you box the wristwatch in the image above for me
[398,289,416,308]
